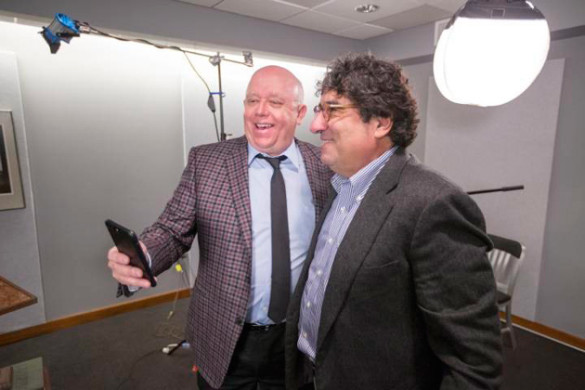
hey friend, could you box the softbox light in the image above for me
[433,0,550,107]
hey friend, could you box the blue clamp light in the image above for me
[41,13,81,54]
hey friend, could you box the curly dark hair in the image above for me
[318,52,419,147]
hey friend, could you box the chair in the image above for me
[487,234,526,349]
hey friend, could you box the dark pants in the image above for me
[197,323,286,390]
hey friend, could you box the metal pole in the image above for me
[217,59,226,141]
[467,185,524,195]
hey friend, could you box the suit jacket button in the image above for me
[235,317,244,326]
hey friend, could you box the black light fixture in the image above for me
[433,0,550,107]
[41,13,83,53]
[355,4,380,14]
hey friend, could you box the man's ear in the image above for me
[296,104,307,125]
[374,117,393,138]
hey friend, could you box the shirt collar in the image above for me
[331,145,399,196]
[247,140,300,172]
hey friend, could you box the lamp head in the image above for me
[454,0,546,21]
[41,13,80,54]
[434,0,550,107]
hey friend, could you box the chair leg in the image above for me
[505,302,516,350]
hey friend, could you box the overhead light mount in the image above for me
[355,4,380,14]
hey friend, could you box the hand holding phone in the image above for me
[105,219,157,288]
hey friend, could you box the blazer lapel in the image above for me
[225,137,253,254]
[316,149,411,352]
[297,140,329,223]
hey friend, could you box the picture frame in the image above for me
[0,110,25,210]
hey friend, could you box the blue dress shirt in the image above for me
[247,141,316,324]
[297,146,398,360]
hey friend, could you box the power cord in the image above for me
[156,258,192,352]
[115,349,160,390]
[115,258,193,389]
[182,52,221,142]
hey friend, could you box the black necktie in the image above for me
[258,154,290,323]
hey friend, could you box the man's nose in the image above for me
[310,111,327,134]
[255,100,269,115]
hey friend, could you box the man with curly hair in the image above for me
[285,53,503,390]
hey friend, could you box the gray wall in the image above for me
[0,21,189,326]
[0,52,45,331]
[424,59,564,321]
[537,34,585,336]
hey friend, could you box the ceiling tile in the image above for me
[335,23,392,39]
[277,0,332,8]
[281,10,360,33]
[215,0,305,22]
[370,4,452,30]
[175,0,223,7]
[315,0,418,23]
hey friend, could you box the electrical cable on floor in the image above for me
[115,349,160,390]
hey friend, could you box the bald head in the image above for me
[243,65,307,156]
[248,65,304,105]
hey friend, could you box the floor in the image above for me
[1,297,584,389]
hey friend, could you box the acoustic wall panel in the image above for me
[424,59,565,320]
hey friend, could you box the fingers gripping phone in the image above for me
[105,219,157,288]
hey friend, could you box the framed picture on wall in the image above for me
[0,111,25,210]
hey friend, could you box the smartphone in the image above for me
[105,219,157,288]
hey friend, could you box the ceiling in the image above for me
[176,0,465,40]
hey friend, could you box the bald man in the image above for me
[107,66,331,389]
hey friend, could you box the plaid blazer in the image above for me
[140,136,331,388]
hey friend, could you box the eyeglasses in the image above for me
[313,102,359,120]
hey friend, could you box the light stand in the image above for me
[210,53,228,141]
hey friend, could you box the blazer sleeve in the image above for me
[408,188,503,390]
[139,147,199,276]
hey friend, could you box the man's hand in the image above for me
[107,242,153,289]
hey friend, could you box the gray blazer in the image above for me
[285,148,503,390]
